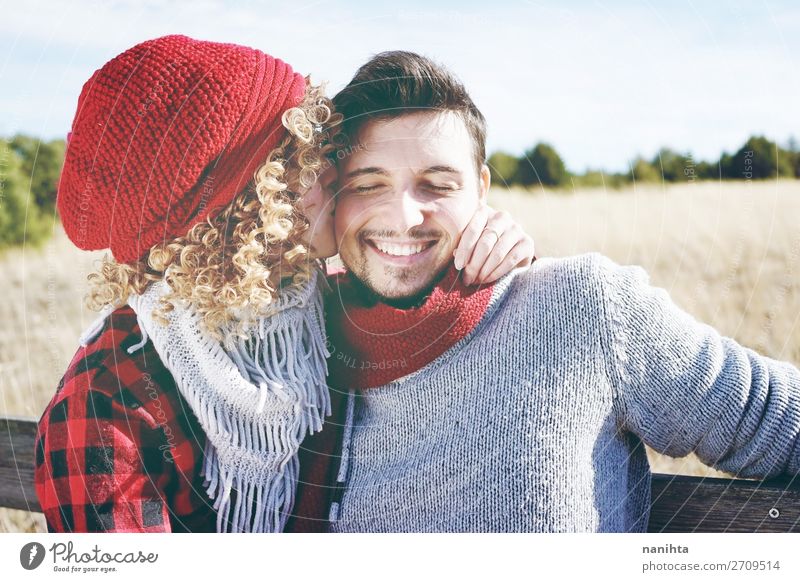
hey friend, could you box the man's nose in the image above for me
[389,189,427,232]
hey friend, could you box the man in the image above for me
[285,51,800,533]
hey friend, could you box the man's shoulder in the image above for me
[497,252,645,328]
[508,253,658,333]
[511,251,620,291]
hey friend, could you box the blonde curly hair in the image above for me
[85,79,341,342]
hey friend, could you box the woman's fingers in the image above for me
[453,204,490,271]
[484,236,536,283]
[461,210,513,285]
[474,226,522,284]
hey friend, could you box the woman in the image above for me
[33,34,535,533]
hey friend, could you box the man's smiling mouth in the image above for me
[363,236,438,260]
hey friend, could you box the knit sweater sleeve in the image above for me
[594,253,800,479]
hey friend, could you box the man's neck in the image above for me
[345,267,451,310]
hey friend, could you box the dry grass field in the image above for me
[2,179,799,532]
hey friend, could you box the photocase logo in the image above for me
[20,542,46,570]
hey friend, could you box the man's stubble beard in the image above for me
[345,247,450,310]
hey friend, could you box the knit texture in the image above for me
[124,270,330,532]
[286,265,494,530]
[326,264,494,388]
[57,34,305,263]
[324,252,800,532]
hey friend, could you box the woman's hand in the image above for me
[453,203,536,285]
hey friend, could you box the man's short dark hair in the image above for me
[332,51,487,173]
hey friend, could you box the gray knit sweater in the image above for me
[326,252,800,532]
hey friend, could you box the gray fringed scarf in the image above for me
[122,268,331,533]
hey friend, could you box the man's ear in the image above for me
[479,164,491,202]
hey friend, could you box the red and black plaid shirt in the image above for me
[33,306,220,532]
[34,305,344,532]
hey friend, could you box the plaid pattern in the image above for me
[34,306,218,532]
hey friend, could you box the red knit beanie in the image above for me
[57,34,306,264]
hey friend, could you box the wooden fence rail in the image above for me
[2,415,798,532]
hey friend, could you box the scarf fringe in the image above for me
[127,269,330,533]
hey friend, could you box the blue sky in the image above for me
[1,0,798,173]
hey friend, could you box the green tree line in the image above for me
[489,135,800,190]
[1,133,798,252]
[1,135,64,251]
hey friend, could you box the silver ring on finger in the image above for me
[483,227,501,241]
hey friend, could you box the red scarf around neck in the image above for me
[325,263,495,390]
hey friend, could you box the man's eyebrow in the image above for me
[345,167,389,179]
[422,165,462,175]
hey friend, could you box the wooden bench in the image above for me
[2,414,799,532]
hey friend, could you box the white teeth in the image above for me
[372,241,428,256]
